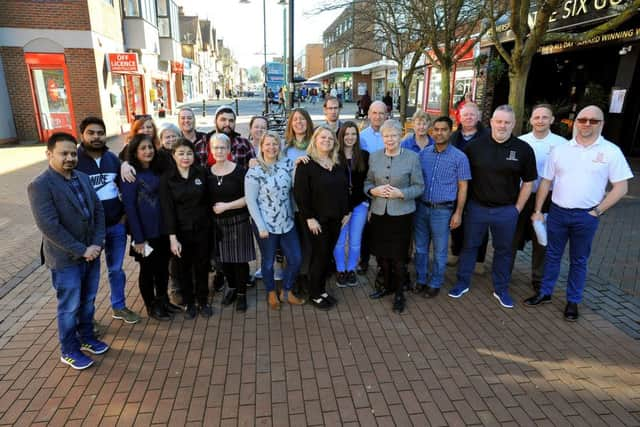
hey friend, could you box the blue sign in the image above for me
[266,62,284,94]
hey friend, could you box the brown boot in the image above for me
[268,291,280,310]
[281,289,305,305]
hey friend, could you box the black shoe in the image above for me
[524,293,552,306]
[149,303,171,321]
[184,303,197,319]
[346,271,358,286]
[392,294,405,313]
[413,284,427,295]
[221,288,237,306]
[321,292,337,305]
[236,294,247,312]
[356,263,368,275]
[564,302,579,322]
[423,286,440,299]
[336,272,348,288]
[199,303,213,318]
[369,289,392,299]
[311,297,332,311]
[163,299,183,313]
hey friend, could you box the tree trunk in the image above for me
[507,59,532,136]
[439,65,452,117]
[397,65,407,124]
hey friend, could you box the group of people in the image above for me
[28,94,632,370]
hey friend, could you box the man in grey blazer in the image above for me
[28,132,108,370]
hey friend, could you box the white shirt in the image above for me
[543,136,633,209]
[519,131,567,192]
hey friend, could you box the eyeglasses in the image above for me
[575,118,602,125]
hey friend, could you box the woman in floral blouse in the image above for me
[245,132,305,310]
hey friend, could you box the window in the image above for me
[124,0,140,16]
[157,0,167,16]
[158,17,170,37]
[427,67,442,110]
[453,67,473,104]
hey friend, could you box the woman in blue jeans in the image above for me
[245,132,305,310]
[333,122,369,287]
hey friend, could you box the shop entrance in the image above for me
[25,53,76,141]
[112,73,146,124]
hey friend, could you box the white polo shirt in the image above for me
[542,136,633,209]
[519,131,567,192]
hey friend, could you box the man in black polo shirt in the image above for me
[448,105,537,309]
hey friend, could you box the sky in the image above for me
[182,0,342,70]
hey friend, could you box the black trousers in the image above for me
[223,262,250,294]
[359,221,371,267]
[510,192,552,289]
[377,257,407,295]
[137,236,170,309]
[308,219,341,299]
[176,230,210,305]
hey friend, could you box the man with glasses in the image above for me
[525,105,633,321]
[321,96,343,134]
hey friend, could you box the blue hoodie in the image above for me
[76,145,125,227]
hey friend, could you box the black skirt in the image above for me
[370,213,413,259]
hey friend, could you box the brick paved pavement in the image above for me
[0,125,639,425]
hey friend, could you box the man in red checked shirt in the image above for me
[206,106,255,169]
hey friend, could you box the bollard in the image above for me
[202,99,206,117]
[235,98,239,116]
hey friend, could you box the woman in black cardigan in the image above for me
[294,126,349,310]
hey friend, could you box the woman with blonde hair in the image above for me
[401,110,434,153]
[245,132,304,309]
[293,127,349,310]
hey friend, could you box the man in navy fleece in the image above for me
[77,117,141,324]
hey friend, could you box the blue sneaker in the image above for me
[61,350,94,370]
[493,291,514,309]
[81,338,110,355]
[448,285,469,299]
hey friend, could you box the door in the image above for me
[25,53,76,141]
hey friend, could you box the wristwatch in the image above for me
[592,206,603,217]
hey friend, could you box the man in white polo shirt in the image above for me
[511,104,567,292]
[524,105,633,321]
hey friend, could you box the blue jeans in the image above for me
[540,204,599,303]
[333,201,368,272]
[455,201,519,292]
[104,223,127,309]
[50,259,101,354]
[414,202,453,288]
[256,226,302,292]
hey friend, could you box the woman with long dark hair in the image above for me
[333,121,369,288]
[120,134,172,321]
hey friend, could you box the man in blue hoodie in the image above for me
[77,117,141,324]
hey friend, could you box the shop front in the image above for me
[108,52,146,124]
[151,70,171,117]
[25,53,76,141]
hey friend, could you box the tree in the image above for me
[487,0,640,134]
[409,0,489,116]
[315,0,426,123]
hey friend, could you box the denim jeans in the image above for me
[104,223,127,309]
[414,202,453,288]
[50,259,101,354]
[540,203,599,303]
[454,200,519,293]
[333,201,368,272]
[256,226,302,292]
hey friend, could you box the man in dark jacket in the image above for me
[76,116,141,325]
[28,132,107,370]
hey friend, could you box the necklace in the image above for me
[215,174,223,186]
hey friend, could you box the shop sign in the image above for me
[171,61,184,73]
[372,70,386,79]
[108,53,138,73]
[539,26,640,54]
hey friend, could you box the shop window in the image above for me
[427,67,442,110]
[453,67,473,104]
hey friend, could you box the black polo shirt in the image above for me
[464,134,537,207]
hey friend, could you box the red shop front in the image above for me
[25,53,77,141]
[109,53,146,124]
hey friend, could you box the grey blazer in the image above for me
[364,148,424,216]
[28,168,105,270]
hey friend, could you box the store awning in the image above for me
[307,59,397,81]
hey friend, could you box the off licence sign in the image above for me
[108,53,138,72]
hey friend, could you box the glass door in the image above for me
[25,53,76,141]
